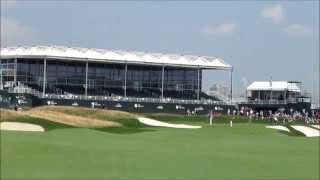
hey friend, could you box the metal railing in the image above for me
[7,86,309,106]
[240,99,300,105]
[311,103,320,109]
[6,86,233,106]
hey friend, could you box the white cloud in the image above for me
[203,23,236,36]
[261,5,283,23]
[1,16,36,46]
[284,24,310,35]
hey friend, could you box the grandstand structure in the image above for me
[239,81,312,113]
[246,81,303,103]
[0,45,234,113]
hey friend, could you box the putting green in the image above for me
[1,110,319,179]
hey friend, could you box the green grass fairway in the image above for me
[1,109,319,180]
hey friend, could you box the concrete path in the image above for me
[137,117,202,129]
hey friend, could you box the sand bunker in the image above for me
[137,117,201,129]
[311,125,320,130]
[291,125,320,137]
[0,122,45,132]
[266,125,290,132]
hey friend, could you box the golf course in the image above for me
[1,106,319,180]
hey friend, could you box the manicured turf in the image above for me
[1,111,319,180]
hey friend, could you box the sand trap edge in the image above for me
[0,122,45,132]
[137,117,202,129]
[265,125,290,132]
[291,125,320,137]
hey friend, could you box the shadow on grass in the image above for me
[111,118,147,128]
[278,130,304,137]
[93,127,156,134]
[92,117,157,134]
[284,125,306,137]
[272,124,306,137]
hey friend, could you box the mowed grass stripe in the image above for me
[1,107,319,179]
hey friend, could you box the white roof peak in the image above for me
[0,45,232,69]
[247,81,301,92]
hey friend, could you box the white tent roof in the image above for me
[247,81,301,92]
[0,45,232,70]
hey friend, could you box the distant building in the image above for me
[207,84,229,101]
[0,45,235,114]
[240,81,311,113]
[247,81,301,102]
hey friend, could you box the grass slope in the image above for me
[31,106,143,128]
[1,109,319,180]
[1,109,72,131]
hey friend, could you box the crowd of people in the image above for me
[205,106,320,125]
[224,107,320,124]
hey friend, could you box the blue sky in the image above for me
[1,1,319,103]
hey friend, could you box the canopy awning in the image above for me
[247,81,301,92]
[0,45,232,70]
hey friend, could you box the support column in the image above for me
[14,58,17,85]
[230,67,233,103]
[270,78,273,102]
[161,65,165,99]
[85,61,88,98]
[197,67,200,100]
[245,89,248,100]
[42,58,47,97]
[284,90,287,104]
[0,69,3,90]
[124,63,127,97]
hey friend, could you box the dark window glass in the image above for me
[10,58,202,98]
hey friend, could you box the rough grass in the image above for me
[34,106,137,120]
[0,109,72,131]
[29,106,142,128]
[0,109,24,121]
[1,106,143,130]
[26,107,121,128]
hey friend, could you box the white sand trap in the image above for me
[266,125,290,132]
[291,125,320,137]
[0,122,45,132]
[137,117,202,129]
[311,125,320,130]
